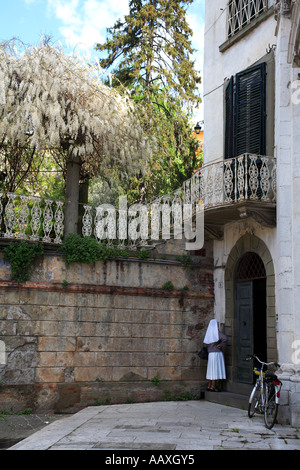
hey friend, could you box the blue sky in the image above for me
[1,0,204,60]
[0,0,204,118]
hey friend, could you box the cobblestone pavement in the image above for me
[7,401,300,451]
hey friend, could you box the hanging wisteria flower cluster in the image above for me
[0,40,154,177]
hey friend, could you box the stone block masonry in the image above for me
[0,245,214,412]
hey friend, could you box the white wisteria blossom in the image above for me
[0,40,154,233]
[0,40,152,169]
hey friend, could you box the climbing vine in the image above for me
[60,234,151,265]
[4,241,44,282]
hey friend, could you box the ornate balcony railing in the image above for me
[194,154,276,209]
[0,154,276,247]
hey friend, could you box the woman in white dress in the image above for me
[204,319,227,392]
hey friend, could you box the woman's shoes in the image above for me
[207,387,220,392]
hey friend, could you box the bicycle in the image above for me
[246,354,282,429]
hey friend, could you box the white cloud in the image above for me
[49,0,81,26]
[46,0,129,57]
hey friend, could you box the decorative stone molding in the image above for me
[224,231,278,390]
[274,0,294,21]
[237,205,277,227]
[224,233,277,384]
[274,0,300,66]
[287,0,300,65]
[278,363,300,382]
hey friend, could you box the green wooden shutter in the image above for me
[235,63,266,156]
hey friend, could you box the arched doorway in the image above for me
[236,252,267,383]
[224,234,277,389]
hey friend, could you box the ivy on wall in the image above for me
[61,234,151,265]
[2,235,152,282]
[3,241,44,282]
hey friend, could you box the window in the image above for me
[237,252,266,281]
[225,62,266,159]
[227,0,268,38]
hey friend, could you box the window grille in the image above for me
[237,252,266,281]
[228,0,268,38]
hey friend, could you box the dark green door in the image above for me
[236,252,267,384]
[236,281,253,383]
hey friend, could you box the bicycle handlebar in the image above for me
[246,354,280,368]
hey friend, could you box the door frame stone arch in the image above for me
[224,234,277,386]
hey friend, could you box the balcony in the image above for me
[192,154,276,238]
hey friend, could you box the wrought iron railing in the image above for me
[0,154,276,246]
[198,154,276,209]
[227,0,268,38]
[0,193,64,244]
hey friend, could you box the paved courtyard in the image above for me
[8,400,300,451]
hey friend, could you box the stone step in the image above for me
[205,390,250,410]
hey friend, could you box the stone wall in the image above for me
[0,242,214,413]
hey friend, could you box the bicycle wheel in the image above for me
[264,382,278,429]
[248,383,261,418]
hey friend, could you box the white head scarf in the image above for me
[203,319,219,344]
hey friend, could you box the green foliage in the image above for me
[151,374,161,386]
[17,408,32,415]
[61,234,151,265]
[173,391,192,401]
[0,407,32,416]
[163,389,172,401]
[93,397,112,406]
[97,0,201,106]
[61,234,108,265]
[95,0,202,203]
[179,284,189,308]
[163,390,200,401]
[14,151,65,201]
[4,241,44,282]
[175,255,192,267]
[162,280,174,290]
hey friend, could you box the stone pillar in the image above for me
[275,13,300,426]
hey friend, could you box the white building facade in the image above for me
[203,0,300,425]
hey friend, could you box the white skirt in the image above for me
[206,352,226,380]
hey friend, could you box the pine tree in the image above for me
[97,0,200,107]
[95,0,202,201]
